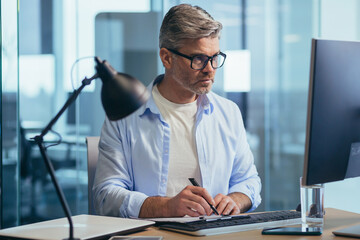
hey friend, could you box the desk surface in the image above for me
[128,208,360,240]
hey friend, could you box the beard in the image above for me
[170,64,215,96]
[189,79,213,95]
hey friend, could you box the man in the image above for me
[93,4,261,218]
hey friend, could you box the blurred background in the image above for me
[1,0,360,228]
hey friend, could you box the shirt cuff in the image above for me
[120,191,148,218]
[229,184,261,212]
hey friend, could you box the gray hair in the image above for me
[159,4,222,49]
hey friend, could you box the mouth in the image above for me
[198,79,213,84]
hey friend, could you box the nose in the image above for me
[202,59,215,73]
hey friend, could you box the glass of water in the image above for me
[300,177,325,227]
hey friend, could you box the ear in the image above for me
[159,48,173,69]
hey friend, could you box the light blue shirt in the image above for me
[93,75,261,218]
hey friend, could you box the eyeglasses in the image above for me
[167,49,226,70]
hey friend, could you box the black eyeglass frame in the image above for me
[167,48,227,70]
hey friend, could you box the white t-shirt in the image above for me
[152,85,202,197]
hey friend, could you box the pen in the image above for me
[188,178,220,215]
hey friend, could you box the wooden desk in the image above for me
[129,208,360,240]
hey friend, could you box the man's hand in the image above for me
[214,192,252,215]
[139,185,215,218]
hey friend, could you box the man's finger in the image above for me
[190,186,216,206]
[184,199,207,215]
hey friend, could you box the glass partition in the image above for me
[1,0,20,228]
[17,0,156,224]
[263,0,314,210]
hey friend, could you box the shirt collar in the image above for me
[198,93,214,115]
[138,74,214,117]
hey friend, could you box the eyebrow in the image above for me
[189,51,221,57]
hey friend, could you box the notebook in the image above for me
[0,214,154,240]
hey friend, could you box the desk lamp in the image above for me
[32,57,149,240]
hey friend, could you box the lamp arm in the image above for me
[32,74,97,240]
[38,74,97,138]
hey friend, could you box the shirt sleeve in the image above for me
[228,106,262,212]
[92,117,148,218]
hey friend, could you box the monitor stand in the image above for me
[333,224,360,238]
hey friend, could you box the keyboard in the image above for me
[156,210,302,236]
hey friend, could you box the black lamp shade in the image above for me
[95,57,149,120]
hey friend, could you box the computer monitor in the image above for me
[302,38,360,238]
[303,38,360,186]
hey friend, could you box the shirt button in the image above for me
[164,149,168,153]
[162,179,166,183]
